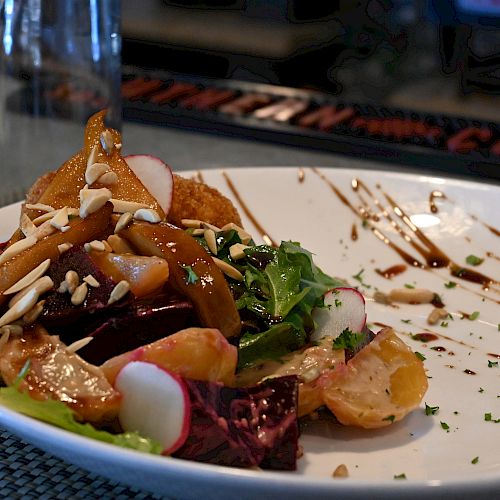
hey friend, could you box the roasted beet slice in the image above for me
[41,246,196,364]
[174,376,299,470]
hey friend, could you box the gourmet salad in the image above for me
[0,111,428,470]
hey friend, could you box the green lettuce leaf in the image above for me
[0,386,162,454]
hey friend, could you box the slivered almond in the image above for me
[388,288,435,304]
[181,219,203,229]
[201,222,221,232]
[191,228,205,236]
[57,281,68,293]
[97,171,118,185]
[1,324,23,336]
[204,229,218,255]
[4,258,51,295]
[229,243,249,261]
[427,307,449,325]
[221,222,252,244]
[65,270,79,294]
[108,280,130,304]
[32,219,57,240]
[25,203,54,213]
[83,274,100,288]
[60,225,71,233]
[0,328,10,349]
[32,211,57,225]
[0,236,37,265]
[84,240,106,253]
[114,212,133,234]
[50,206,69,230]
[110,199,149,214]
[107,234,134,254]
[23,300,45,325]
[66,336,93,353]
[85,162,110,185]
[87,145,99,168]
[20,213,37,237]
[211,257,244,281]
[133,208,161,224]
[0,287,39,328]
[57,242,73,254]
[115,143,122,150]
[79,187,112,218]
[9,276,53,308]
[100,130,114,153]
[71,283,88,306]
[332,464,349,478]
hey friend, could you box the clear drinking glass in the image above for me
[0,0,121,205]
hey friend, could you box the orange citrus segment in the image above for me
[320,328,428,428]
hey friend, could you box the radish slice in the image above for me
[115,361,191,454]
[124,155,173,215]
[311,287,366,342]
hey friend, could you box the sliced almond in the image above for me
[114,212,133,234]
[107,234,134,254]
[0,236,37,265]
[57,242,73,254]
[0,287,39,328]
[4,258,51,295]
[66,336,93,353]
[211,257,244,281]
[65,270,79,294]
[83,274,100,288]
[100,130,114,153]
[20,213,37,237]
[108,280,130,304]
[71,282,88,306]
[133,208,161,224]
[85,162,110,185]
[229,243,249,261]
[204,229,218,255]
[50,206,69,230]
[97,171,118,186]
[25,203,54,213]
[79,187,112,218]
[23,299,45,325]
[111,199,149,214]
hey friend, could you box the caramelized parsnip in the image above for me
[120,221,241,338]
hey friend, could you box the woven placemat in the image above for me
[0,429,167,499]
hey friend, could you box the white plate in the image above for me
[0,167,499,499]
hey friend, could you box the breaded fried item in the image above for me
[168,174,242,228]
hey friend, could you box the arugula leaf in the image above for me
[0,386,162,454]
[238,323,306,369]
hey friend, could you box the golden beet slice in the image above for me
[101,327,237,387]
[35,111,164,218]
[120,220,241,338]
[0,203,113,305]
[0,324,121,425]
[89,251,169,297]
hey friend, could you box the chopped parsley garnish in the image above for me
[488,360,498,368]
[332,328,365,351]
[471,457,479,464]
[401,319,412,324]
[466,254,484,266]
[180,264,199,285]
[404,283,415,289]
[393,473,407,480]
[334,299,342,308]
[425,403,439,416]
[440,421,450,431]
[479,387,484,393]
[484,413,500,423]
[383,415,395,422]
[440,321,448,327]
[415,352,426,361]
[469,311,480,321]
[351,268,371,288]
[444,281,457,289]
